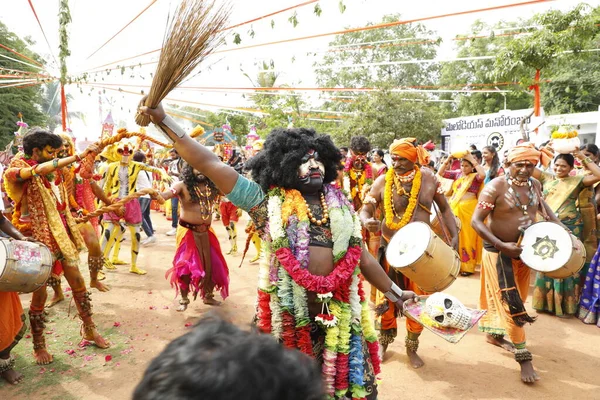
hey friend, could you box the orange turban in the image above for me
[507,143,541,165]
[539,146,554,169]
[389,138,430,165]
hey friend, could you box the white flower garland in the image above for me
[267,195,285,240]
[343,175,352,200]
[270,293,283,340]
[257,239,272,291]
[349,273,362,325]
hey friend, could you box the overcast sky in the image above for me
[1,0,597,140]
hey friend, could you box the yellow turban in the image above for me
[389,137,430,165]
[507,143,541,165]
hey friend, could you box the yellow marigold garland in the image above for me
[384,167,421,230]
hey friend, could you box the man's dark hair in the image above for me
[349,136,371,154]
[22,127,64,157]
[340,147,348,153]
[245,127,341,192]
[133,314,323,400]
[133,151,146,163]
[181,163,218,204]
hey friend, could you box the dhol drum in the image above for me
[386,222,460,292]
[0,239,53,293]
[430,211,462,246]
[519,221,585,279]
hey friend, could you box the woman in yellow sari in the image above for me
[532,151,600,317]
[438,151,486,276]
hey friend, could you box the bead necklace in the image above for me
[507,177,536,215]
[304,193,329,226]
[194,184,215,220]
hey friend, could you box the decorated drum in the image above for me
[386,222,460,292]
[0,239,53,293]
[519,221,585,279]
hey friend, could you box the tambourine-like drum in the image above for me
[0,239,53,293]
[519,221,585,279]
[430,212,462,246]
[386,222,460,292]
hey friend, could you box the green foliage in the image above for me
[314,14,441,89]
[206,112,250,144]
[58,0,72,84]
[494,3,599,84]
[331,90,443,148]
[288,11,299,28]
[314,4,322,17]
[0,21,47,147]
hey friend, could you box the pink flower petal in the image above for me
[149,306,156,310]
[105,355,112,362]
[113,322,121,327]
[184,323,192,327]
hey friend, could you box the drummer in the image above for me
[360,138,458,368]
[472,142,563,384]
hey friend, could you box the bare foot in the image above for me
[82,327,110,349]
[203,297,221,306]
[33,348,53,365]
[176,302,188,312]
[129,266,147,275]
[407,349,425,369]
[378,343,388,362]
[520,361,540,384]
[486,334,515,353]
[90,280,110,292]
[1,368,24,384]
[45,294,65,308]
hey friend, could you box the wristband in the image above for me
[31,167,39,177]
[383,282,403,303]
[52,158,59,168]
[156,115,186,143]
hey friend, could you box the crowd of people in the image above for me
[1,100,599,398]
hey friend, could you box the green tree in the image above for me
[438,20,532,117]
[0,21,48,147]
[333,90,443,148]
[206,112,250,145]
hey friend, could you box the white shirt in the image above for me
[137,170,153,199]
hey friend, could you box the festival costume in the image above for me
[166,220,229,303]
[228,176,381,399]
[101,157,164,273]
[372,138,430,352]
[532,174,585,316]
[5,157,105,355]
[444,170,484,274]
[219,198,239,255]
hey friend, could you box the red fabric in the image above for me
[219,201,239,226]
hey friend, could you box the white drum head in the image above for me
[386,222,431,268]
[0,239,8,275]
[520,222,572,272]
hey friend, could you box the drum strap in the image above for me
[483,242,536,327]
[532,182,550,221]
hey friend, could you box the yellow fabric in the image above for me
[449,172,478,210]
[451,195,481,273]
[104,161,163,198]
[544,175,584,215]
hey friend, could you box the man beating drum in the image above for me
[360,138,458,368]
[472,142,563,384]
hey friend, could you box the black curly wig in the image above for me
[244,128,341,193]
[349,136,371,154]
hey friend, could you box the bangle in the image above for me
[31,166,39,177]
[52,158,59,168]
[582,157,593,165]
[383,282,403,303]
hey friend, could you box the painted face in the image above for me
[39,145,60,162]
[508,160,535,181]
[553,158,572,178]
[350,151,368,170]
[297,149,325,193]
[117,145,131,162]
[58,142,72,158]
[390,153,414,175]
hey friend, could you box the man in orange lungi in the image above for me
[360,138,458,368]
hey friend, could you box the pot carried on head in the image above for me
[519,221,585,279]
[386,221,460,292]
[0,239,53,293]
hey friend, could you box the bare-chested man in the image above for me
[360,138,458,368]
[472,142,562,384]
[161,164,229,310]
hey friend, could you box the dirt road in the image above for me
[3,211,599,399]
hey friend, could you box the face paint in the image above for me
[297,149,325,194]
[40,146,60,162]
[351,153,368,170]
[390,153,415,175]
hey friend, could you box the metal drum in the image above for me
[386,222,460,292]
[519,221,585,279]
[0,239,53,293]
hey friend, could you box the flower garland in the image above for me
[256,183,380,399]
[343,162,373,202]
[383,167,421,231]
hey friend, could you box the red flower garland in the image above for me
[281,311,297,348]
[274,246,361,294]
[334,353,350,391]
[256,290,272,334]
[333,276,352,303]
[296,325,313,357]
[366,341,381,375]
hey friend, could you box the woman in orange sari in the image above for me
[438,151,486,276]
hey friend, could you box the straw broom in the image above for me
[135,0,230,126]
